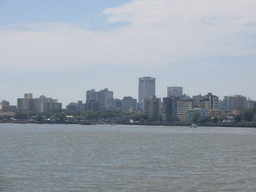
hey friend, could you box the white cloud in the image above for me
[0,0,256,71]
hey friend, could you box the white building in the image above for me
[86,89,98,102]
[176,99,193,122]
[138,77,155,108]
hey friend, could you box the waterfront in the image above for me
[1,124,256,191]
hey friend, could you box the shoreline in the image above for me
[1,120,256,128]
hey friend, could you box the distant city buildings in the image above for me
[138,77,155,109]
[85,100,99,111]
[192,94,203,108]
[143,95,161,121]
[176,98,193,122]
[0,100,17,114]
[86,89,97,102]
[105,98,121,110]
[228,95,246,112]
[162,96,178,122]
[66,101,85,112]
[17,93,39,114]
[121,96,137,112]
[1,76,255,124]
[17,94,62,114]
[246,98,254,108]
[199,93,218,111]
[253,102,256,114]
[86,88,113,111]
[219,96,228,111]
[167,86,183,97]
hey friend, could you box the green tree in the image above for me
[212,116,218,123]
[234,114,242,122]
[197,116,211,123]
[218,112,227,122]
[191,112,200,123]
[14,112,27,120]
[253,114,256,123]
[41,111,52,118]
[240,108,254,121]
[85,111,99,120]
[54,113,66,122]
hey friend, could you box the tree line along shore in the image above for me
[1,108,256,127]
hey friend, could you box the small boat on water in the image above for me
[190,124,198,128]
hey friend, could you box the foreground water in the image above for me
[1,124,256,191]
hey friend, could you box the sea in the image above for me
[1,123,256,191]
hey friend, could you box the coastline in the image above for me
[1,120,256,128]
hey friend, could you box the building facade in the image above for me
[167,87,183,97]
[143,95,161,120]
[228,95,246,112]
[17,94,40,114]
[86,89,98,102]
[85,100,99,111]
[138,77,155,108]
[176,98,193,122]
[199,93,219,111]
[86,88,113,111]
[162,96,178,122]
[18,94,62,114]
[0,100,17,113]
[121,96,137,112]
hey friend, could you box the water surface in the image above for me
[1,124,256,191]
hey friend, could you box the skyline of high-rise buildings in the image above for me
[0,75,255,124]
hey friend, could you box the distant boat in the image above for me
[190,124,198,128]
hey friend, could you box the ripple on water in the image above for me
[1,124,256,191]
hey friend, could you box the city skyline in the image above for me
[1,1,256,105]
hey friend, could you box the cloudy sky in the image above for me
[1,0,256,106]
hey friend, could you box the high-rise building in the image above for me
[199,93,218,111]
[121,96,137,112]
[192,94,203,108]
[85,100,99,111]
[85,88,114,111]
[17,93,40,114]
[105,98,121,110]
[0,100,17,113]
[97,88,113,111]
[246,98,255,108]
[86,89,98,102]
[43,98,62,112]
[219,96,228,111]
[253,101,256,114]
[162,96,178,122]
[18,94,62,114]
[176,98,193,122]
[143,95,161,120]
[228,95,246,112]
[138,77,155,108]
[167,87,183,97]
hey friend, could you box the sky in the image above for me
[1,0,256,106]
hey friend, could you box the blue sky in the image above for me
[1,0,256,106]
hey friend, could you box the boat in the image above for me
[190,124,198,128]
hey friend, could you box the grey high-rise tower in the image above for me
[167,87,183,97]
[138,77,155,108]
